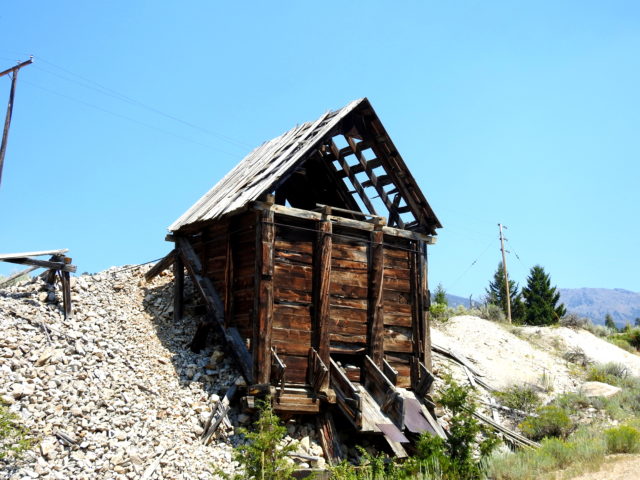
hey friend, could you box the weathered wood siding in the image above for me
[193,211,422,389]
[271,216,315,384]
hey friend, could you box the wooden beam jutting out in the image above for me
[173,254,184,323]
[144,249,176,282]
[176,236,254,383]
[368,228,385,366]
[253,202,275,384]
[313,207,332,367]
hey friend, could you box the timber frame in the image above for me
[0,249,76,318]
[150,98,443,455]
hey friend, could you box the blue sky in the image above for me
[1,1,638,299]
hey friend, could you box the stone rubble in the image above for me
[1,266,325,479]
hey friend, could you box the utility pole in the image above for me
[0,57,33,188]
[498,223,512,323]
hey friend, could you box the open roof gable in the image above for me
[169,98,441,234]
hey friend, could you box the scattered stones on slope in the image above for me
[0,266,324,479]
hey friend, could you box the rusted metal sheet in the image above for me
[376,423,409,443]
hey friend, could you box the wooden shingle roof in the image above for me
[170,98,441,234]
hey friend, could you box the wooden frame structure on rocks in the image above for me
[149,98,443,458]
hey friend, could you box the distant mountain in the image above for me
[559,288,640,327]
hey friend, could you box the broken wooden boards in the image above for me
[0,249,76,318]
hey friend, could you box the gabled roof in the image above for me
[170,98,441,235]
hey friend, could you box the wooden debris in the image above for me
[144,249,176,282]
[202,384,237,445]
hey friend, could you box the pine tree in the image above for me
[604,313,617,331]
[486,262,524,322]
[434,283,448,306]
[521,265,566,326]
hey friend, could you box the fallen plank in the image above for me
[0,249,68,260]
[144,249,176,282]
[472,410,539,449]
[0,265,38,287]
[2,257,76,273]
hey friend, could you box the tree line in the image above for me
[433,263,566,326]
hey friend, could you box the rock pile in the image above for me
[1,266,324,479]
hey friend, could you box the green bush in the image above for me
[519,406,574,441]
[494,385,541,413]
[614,328,640,350]
[488,426,606,480]
[430,302,448,321]
[586,362,628,385]
[0,403,33,461]
[605,425,640,454]
[552,393,591,414]
[218,398,295,480]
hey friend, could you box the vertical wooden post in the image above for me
[174,254,184,323]
[368,227,385,366]
[419,241,432,370]
[223,223,234,329]
[313,208,332,367]
[253,199,275,384]
[409,241,422,388]
[61,269,72,319]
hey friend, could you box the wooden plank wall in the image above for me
[194,212,257,347]
[271,215,315,384]
[192,211,425,391]
[382,237,415,388]
[329,227,369,376]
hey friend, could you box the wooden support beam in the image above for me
[2,257,76,273]
[327,139,378,215]
[368,229,384,366]
[253,203,275,384]
[316,412,344,466]
[0,265,38,287]
[173,254,184,323]
[418,241,432,370]
[145,249,176,282]
[409,242,422,389]
[313,209,332,367]
[60,270,72,319]
[312,150,362,214]
[176,236,254,383]
[223,229,233,328]
[345,135,405,229]
[252,201,435,243]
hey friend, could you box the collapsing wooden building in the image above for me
[151,98,443,455]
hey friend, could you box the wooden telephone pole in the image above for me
[498,223,512,324]
[0,57,33,188]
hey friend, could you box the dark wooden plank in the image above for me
[368,229,385,365]
[3,257,76,273]
[145,249,176,281]
[316,412,344,466]
[174,254,184,322]
[177,236,253,383]
[313,215,332,366]
[419,241,432,370]
[409,241,421,388]
[253,206,275,384]
[60,270,72,318]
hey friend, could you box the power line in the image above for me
[22,79,240,157]
[445,238,494,292]
[34,57,253,150]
